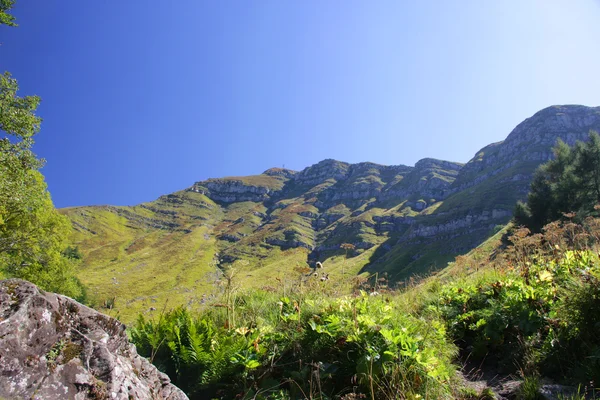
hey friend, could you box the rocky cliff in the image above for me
[0,279,188,400]
[451,105,600,193]
[61,104,600,320]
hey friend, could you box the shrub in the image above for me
[131,291,457,399]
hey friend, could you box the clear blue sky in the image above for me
[2,1,600,208]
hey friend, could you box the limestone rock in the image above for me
[293,159,351,186]
[452,105,600,193]
[0,279,188,400]
[262,167,297,178]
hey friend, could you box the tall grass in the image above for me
[130,217,600,399]
[130,285,458,399]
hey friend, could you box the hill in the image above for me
[62,104,600,321]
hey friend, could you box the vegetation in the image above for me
[66,122,579,307]
[515,131,600,232]
[3,3,600,399]
[128,133,600,397]
[0,2,85,299]
[64,152,483,310]
[0,0,16,27]
[131,289,457,399]
[438,245,600,381]
[130,214,600,399]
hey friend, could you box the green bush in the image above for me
[131,291,457,399]
[131,248,600,398]
[436,250,600,384]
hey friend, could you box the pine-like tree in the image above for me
[515,131,600,232]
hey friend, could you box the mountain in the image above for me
[62,105,600,321]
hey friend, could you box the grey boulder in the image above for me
[0,279,188,400]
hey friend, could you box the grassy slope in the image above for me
[367,158,541,281]
[62,153,526,323]
[131,217,600,399]
[65,192,256,320]
[63,192,222,321]
[64,186,372,322]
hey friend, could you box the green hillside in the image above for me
[130,215,600,399]
[63,105,600,322]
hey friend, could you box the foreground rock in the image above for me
[0,279,188,400]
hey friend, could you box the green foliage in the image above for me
[515,132,600,232]
[436,248,600,384]
[519,375,543,400]
[438,263,556,369]
[62,245,83,260]
[0,17,85,299]
[131,291,457,399]
[128,215,600,398]
[540,259,600,384]
[0,0,16,27]
[0,170,84,299]
[130,308,248,397]
[557,385,593,400]
[0,73,43,232]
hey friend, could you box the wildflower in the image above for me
[235,327,251,336]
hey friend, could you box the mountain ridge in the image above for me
[62,104,600,321]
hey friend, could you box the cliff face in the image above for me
[191,174,289,203]
[191,158,462,208]
[0,279,188,400]
[62,104,600,319]
[452,105,600,192]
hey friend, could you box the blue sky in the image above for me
[1,1,600,208]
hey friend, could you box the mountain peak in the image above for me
[506,104,600,146]
[414,158,463,171]
[262,167,297,178]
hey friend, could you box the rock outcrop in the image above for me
[195,180,276,203]
[0,279,188,400]
[293,159,351,187]
[451,105,600,193]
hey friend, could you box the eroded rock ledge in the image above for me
[0,279,188,400]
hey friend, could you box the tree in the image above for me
[0,3,85,299]
[0,0,17,27]
[514,131,600,232]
